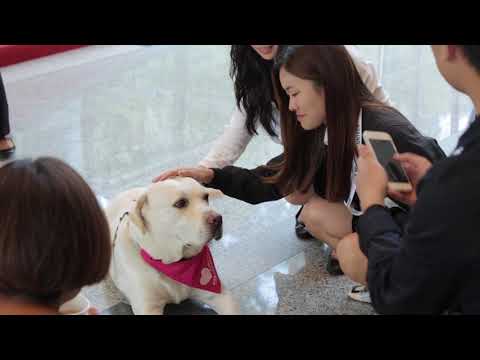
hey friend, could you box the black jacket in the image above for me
[209,108,446,205]
[0,72,9,137]
[357,116,480,314]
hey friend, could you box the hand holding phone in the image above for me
[355,144,389,211]
[387,152,432,206]
[362,131,413,192]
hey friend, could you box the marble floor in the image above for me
[0,45,472,315]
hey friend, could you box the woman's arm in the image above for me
[208,162,284,205]
[155,155,285,205]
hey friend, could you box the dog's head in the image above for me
[128,177,223,264]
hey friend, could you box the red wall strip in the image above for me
[0,45,86,67]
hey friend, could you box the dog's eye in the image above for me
[203,194,209,203]
[174,198,188,209]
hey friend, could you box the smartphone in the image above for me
[362,131,413,192]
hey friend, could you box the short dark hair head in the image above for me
[461,46,480,73]
[0,157,111,304]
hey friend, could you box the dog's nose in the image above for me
[207,214,223,228]
[207,213,223,240]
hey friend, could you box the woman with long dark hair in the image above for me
[156,45,446,302]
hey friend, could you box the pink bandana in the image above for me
[140,245,222,294]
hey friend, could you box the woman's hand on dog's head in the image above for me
[153,166,214,185]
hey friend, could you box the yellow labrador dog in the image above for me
[105,177,239,315]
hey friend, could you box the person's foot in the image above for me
[0,136,15,156]
[325,246,344,276]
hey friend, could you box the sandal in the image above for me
[0,136,15,157]
[325,245,344,276]
[295,206,315,240]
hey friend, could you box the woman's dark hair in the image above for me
[0,157,111,304]
[230,45,278,137]
[266,45,394,202]
[461,46,480,73]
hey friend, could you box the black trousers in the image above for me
[0,72,10,137]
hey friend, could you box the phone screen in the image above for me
[368,139,410,183]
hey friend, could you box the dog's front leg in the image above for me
[192,289,240,315]
[130,299,166,315]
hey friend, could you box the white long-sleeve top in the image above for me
[199,45,392,169]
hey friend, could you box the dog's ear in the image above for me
[207,188,223,199]
[129,193,148,234]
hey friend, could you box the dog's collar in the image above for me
[112,211,130,250]
[140,246,222,294]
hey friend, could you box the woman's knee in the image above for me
[336,233,368,285]
[299,197,351,237]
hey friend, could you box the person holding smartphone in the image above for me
[341,45,480,314]
[363,131,414,192]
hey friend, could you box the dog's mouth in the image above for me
[213,224,223,241]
